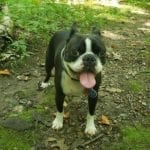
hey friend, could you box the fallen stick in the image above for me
[77,134,104,148]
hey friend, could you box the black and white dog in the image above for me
[39,23,106,135]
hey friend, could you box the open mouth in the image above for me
[79,72,96,89]
[68,66,96,89]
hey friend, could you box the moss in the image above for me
[104,125,150,150]
[113,125,150,150]
[0,127,34,149]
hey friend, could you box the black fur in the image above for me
[40,24,106,132]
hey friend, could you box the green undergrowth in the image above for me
[0,126,35,149]
[2,0,148,66]
[110,125,150,150]
[2,0,135,63]
[0,123,149,149]
[101,125,150,150]
[126,0,150,10]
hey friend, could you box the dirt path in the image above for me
[0,4,149,149]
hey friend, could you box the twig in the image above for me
[77,134,104,148]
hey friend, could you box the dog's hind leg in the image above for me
[38,42,55,90]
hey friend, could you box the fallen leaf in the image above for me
[57,139,68,150]
[112,52,122,61]
[45,137,57,147]
[16,75,31,81]
[63,112,70,119]
[63,101,68,107]
[99,115,110,125]
[0,69,11,75]
[111,44,117,49]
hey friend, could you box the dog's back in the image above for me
[49,30,70,55]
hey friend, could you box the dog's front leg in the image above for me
[85,90,98,135]
[52,91,65,130]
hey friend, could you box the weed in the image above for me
[127,80,143,93]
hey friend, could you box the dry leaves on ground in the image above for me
[98,115,110,125]
[0,69,11,76]
[46,137,68,150]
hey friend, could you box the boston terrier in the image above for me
[39,23,106,135]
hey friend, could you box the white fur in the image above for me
[66,38,103,74]
[85,38,92,52]
[95,59,103,73]
[40,82,50,89]
[85,114,97,135]
[52,112,63,129]
[61,71,84,96]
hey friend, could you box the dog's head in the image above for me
[62,23,106,89]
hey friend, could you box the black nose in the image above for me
[83,54,96,66]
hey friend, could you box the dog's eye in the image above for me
[71,50,79,57]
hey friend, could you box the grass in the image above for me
[1,0,134,65]
[111,125,150,150]
[127,80,143,93]
[0,127,34,149]
[1,0,131,67]
[126,0,150,10]
[0,0,149,149]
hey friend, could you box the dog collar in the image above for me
[64,66,79,82]
[61,47,79,82]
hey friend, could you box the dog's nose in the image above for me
[83,54,96,66]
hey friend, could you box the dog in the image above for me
[39,23,106,135]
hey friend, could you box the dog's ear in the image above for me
[67,22,78,42]
[92,26,101,36]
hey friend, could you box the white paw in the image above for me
[85,114,97,135]
[85,124,97,135]
[52,112,63,130]
[40,82,50,89]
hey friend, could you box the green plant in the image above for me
[128,80,143,93]
[10,38,28,59]
[0,127,33,149]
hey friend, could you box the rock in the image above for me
[13,105,24,113]
[99,91,109,97]
[16,74,31,81]
[105,87,123,93]
[0,117,33,131]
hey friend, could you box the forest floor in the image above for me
[0,1,150,150]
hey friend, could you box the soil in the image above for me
[0,5,149,150]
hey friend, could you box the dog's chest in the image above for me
[61,71,84,96]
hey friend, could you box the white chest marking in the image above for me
[61,71,84,96]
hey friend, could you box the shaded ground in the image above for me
[0,2,150,150]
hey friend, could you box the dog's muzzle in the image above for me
[83,54,96,72]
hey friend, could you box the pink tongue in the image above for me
[80,72,96,89]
